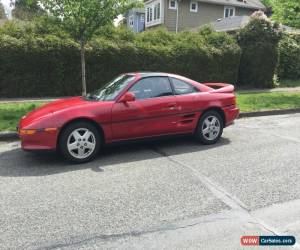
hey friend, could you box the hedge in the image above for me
[0,27,241,97]
[237,15,282,88]
[278,33,300,80]
[2,17,297,97]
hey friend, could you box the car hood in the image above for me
[22,97,92,124]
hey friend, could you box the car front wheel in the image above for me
[195,111,223,145]
[59,121,101,163]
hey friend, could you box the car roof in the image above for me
[126,72,193,81]
[127,72,169,77]
[124,72,210,92]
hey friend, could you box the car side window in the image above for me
[129,77,173,100]
[171,78,199,95]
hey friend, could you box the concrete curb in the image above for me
[1,108,300,142]
[0,97,63,104]
[239,108,300,118]
[0,131,19,141]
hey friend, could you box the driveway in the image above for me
[0,114,300,250]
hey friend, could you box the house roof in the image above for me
[211,15,250,31]
[198,0,265,10]
[207,15,300,33]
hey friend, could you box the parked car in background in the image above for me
[18,72,239,163]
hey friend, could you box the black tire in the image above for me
[195,110,224,145]
[59,121,102,163]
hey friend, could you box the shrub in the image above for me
[278,34,300,80]
[237,12,282,88]
[0,27,241,97]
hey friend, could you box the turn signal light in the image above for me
[19,129,37,135]
[19,128,57,135]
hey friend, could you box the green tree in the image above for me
[41,0,141,96]
[261,0,300,28]
[11,0,44,20]
[238,13,282,88]
[0,3,6,19]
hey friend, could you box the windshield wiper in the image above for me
[84,94,99,101]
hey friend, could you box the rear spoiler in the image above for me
[203,83,235,93]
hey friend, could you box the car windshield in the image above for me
[85,74,136,101]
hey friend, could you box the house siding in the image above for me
[126,9,145,33]
[163,0,258,32]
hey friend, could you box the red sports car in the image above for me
[18,73,239,163]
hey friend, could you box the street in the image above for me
[1,114,300,250]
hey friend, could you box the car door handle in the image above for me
[162,103,177,111]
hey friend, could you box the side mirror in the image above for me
[119,92,135,103]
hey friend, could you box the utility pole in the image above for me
[176,0,179,33]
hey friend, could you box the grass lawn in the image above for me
[0,102,45,132]
[237,92,300,112]
[0,91,300,132]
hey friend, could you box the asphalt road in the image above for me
[1,114,300,250]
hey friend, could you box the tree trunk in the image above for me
[80,40,87,96]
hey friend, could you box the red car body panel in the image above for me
[18,73,239,151]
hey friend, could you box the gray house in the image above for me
[144,0,265,32]
[125,8,145,33]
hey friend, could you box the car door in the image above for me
[111,76,179,141]
[170,77,201,132]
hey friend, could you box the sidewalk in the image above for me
[238,86,300,93]
[0,97,65,104]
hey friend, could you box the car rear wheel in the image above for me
[59,121,101,163]
[195,111,223,145]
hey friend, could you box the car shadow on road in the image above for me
[0,136,230,177]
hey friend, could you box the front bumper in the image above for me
[19,129,59,151]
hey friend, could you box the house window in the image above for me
[145,0,163,27]
[190,2,198,12]
[154,2,160,20]
[129,15,134,27]
[149,7,153,21]
[224,6,235,18]
[169,0,177,10]
[140,14,145,23]
[157,3,161,20]
[147,7,151,22]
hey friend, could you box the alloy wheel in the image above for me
[201,116,221,141]
[67,128,96,159]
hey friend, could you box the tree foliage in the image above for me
[11,0,44,20]
[41,0,140,43]
[39,0,141,95]
[261,0,300,28]
[278,34,300,79]
[238,11,282,88]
